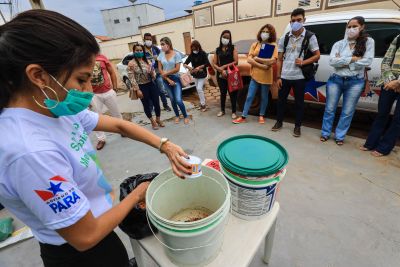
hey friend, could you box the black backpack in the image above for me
[283,30,319,81]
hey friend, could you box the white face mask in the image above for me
[346,27,360,39]
[221,38,230,46]
[261,32,270,41]
[193,50,199,54]
[145,40,153,47]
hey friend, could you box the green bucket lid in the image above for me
[217,135,288,176]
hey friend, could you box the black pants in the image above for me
[217,76,238,113]
[277,79,307,127]
[39,231,129,267]
[139,82,161,118]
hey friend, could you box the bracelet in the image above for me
[159,137,169,153]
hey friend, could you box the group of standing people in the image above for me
[212,8,399,156]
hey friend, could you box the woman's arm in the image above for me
[354,38,375,68]
[57,182,148,252]
[329,41,352,67]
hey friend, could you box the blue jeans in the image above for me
[364,88,400,155]
[242,79,270,117]
[163,75,188,118]
[321,74,365,141]
[155,73,169,107]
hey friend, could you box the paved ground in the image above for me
[1,92,399,267]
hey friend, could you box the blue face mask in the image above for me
[291,21,303,32]
[43,75,94,117]
[134,52,144,58]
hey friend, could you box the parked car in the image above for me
[208,9,400,114]
[116,48,195,91]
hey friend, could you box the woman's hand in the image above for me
[168,79,176,86]
[131,181,150,202]
[136,90,144,99]
[161,142,192,179]
[384,80,400,91]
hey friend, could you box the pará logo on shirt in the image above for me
[34,176,82,214]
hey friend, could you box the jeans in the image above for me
[242,79,270,117]
[321,74,365,141]
[91,89,122,141]
[364,88,400,155]
[194,78,206,106]
[139,82,161,118]
[217,76,238,113]
[155,73,169,107]
[277,79,306,127]
[163,75,188,118]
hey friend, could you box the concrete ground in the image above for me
[1,92,399,267]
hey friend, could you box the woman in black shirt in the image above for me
[212,30,239,119]
[184,40,209,112]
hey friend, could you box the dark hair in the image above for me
[0,10,99,112]
[218,30,233,52]
[256,24,277,43]
[348,16,369,57]
[190,40,203,53]
[160,37,173,50]
[291,8,305,18]
[132,43,149,73]
[143,33,152,39]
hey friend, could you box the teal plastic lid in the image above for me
[217,135,288,176]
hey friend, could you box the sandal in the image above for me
[335,140,344,146]
[359,145,370,151]
[156,119,165,128]
[174,117,180,124]
[320,136,329,142]
[371,150,384,157]
[184,118,190,125]
[259,116,265,124]
[96,140,106,151]
[150,119,159,130]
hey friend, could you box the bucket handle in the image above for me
[145,210,229,251]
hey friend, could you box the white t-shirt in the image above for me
[0,108,113,245]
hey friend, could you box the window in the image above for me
[114,19,120,24]
[305,22,400,57]
[237,0,272,21]
[126,17,130,22]
[327,0,368,7]
[194,7,212,28]
[275,0,322,16]
[214,2,234,25]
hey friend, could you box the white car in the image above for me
[116,48,195,90]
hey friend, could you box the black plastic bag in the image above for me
[119,173,158,240]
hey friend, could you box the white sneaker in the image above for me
[231,113,238,119]
[217,111,225,117]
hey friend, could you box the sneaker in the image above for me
[232,117,246,124]
[231,113,238,119]
[258,116,265,124]
[200,105,207,112]
[217,111,225,117]
[271,122,282,131]
[293,126,301,137]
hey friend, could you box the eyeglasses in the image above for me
[291,18,303,23]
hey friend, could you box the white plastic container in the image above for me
[146,166,231,266]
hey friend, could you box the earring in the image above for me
[32,85,60,110]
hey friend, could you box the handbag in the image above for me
[363,67,371,95]
[180,72,193,87]
[227,64,243,92]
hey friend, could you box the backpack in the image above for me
[91,61,105,87]
[283,30,319,81]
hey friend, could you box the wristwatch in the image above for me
[159,137,169,153]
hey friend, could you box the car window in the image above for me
[305,22,400,57]
[122,54,134,65]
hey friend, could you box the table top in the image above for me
[136,202,280,267]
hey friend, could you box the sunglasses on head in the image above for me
[291,18,303,23]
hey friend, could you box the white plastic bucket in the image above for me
[146,166,231,266]
[221,167,286,220]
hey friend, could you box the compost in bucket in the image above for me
[170,207,212,222]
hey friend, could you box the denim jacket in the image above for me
[329,37,375,78]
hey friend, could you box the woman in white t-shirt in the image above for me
[0,10,191,267]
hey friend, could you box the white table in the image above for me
[130,202,279,267]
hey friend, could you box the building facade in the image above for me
[192,0,399,52]
[101,3,165,39]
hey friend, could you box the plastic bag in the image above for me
[0,217,14,242]
[119,173,158,240]
[227,65,243,92]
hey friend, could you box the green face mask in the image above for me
[43,75,94,117]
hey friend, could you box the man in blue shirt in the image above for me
[143,33,171,112]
